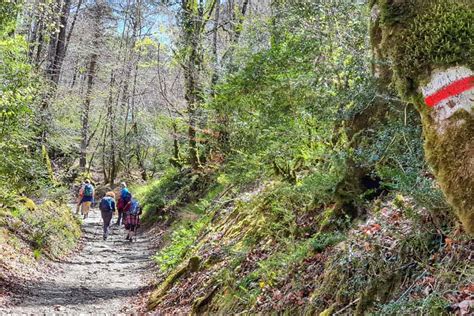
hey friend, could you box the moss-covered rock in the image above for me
[371,0,474,233]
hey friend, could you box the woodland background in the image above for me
[0,0,472,314]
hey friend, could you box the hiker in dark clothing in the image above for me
[99,191,116,240]
[116,182,132,226]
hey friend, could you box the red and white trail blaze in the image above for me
[421,66,473,132]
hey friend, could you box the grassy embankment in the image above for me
[0,186,81,288]
[135,167,472,315]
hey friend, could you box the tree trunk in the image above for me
[210,0,220,92]
[106,72,117,187]
[180,0,217,170]
[79,51,98,169]
[45,0,62,79]
[64,0,83,57]
[182,1,201,170]
[370,0,474,233]
[46,0,71,85]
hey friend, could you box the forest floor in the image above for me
[1,206,162,314]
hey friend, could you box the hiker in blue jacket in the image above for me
[99,191,116,240]
[116,182,132,226]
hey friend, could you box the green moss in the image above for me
[378,0,418,26]
[375,0,473,98]
[42,145,57,184]
[422,110,474,233]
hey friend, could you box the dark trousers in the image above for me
[116,209,124,225]
[101,211,113,237]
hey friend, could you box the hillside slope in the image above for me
[141,173,473,315]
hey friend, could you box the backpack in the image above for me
[99,197,114,212]
[83,184,93,197]
[129,199,140,216]
[120,188,132,203]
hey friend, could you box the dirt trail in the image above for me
[2,207,158,315]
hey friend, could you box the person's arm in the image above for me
[77,187,84,203]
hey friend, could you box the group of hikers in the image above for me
[76,180,142,241]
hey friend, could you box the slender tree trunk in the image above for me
[217,0,250,153]
[210,0,220,92]
[45,0,62,79]
[64,0,83,57]
[79,52,98,169]
[48,0,72,85]
[108,73,117,187]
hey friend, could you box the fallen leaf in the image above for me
[445,238,453,251]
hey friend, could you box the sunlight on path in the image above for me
[1,207,155,314]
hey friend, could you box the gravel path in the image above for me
[2,207,157,315]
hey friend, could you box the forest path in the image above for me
[2,206,158,315]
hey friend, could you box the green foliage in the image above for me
[153,216,209,273]
[311,232,345,253]
[0,1,21,35]
[0,1,51,194]
[206,0,374,189]
[148,177,223,272]
[1,199,81,259]
[134,168,181,219]
[135,167,217,223]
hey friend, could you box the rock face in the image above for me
[370,0,474,233]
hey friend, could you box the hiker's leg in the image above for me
[102,211,112,238]
[101,211,107,236]
[83,202,91,219]
[116,209,122,225]
[125,229,130,240]
[105,212,112,235]
[76,197,82,214]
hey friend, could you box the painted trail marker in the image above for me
[421,66,473,133]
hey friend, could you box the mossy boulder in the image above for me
[370,0,474,233]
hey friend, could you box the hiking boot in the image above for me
[103,235,107,241]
